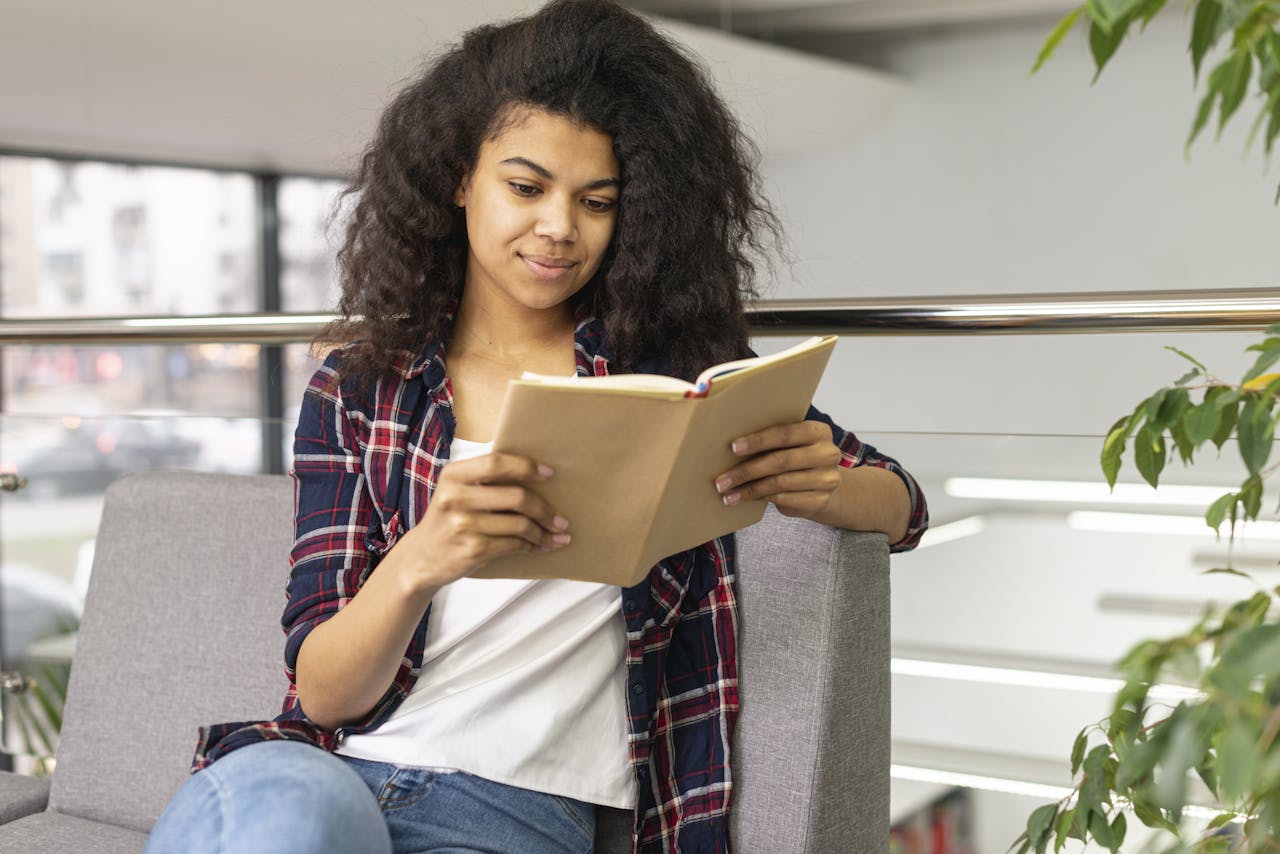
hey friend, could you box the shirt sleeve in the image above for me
[804,404,929,552]
[280,351,375,689]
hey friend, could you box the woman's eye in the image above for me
[583,198,616,213]
[509,182,539,197]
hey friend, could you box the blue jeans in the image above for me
[144,740,598,854]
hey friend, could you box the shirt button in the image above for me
[623,598,635,612]
[638,765,649,778]
[631,682,644,695]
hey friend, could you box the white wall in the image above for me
[757,12,1277,438]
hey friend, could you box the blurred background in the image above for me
[1,1,1277,849]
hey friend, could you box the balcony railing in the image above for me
[0,287,1276,344]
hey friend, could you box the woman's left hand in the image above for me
[714,421,843,521]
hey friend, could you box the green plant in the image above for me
[1033,0,1280,198]
[1012,325,1280,852]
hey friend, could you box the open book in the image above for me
[472,335,837,587]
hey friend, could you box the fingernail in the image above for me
[553,533,572,546]
[553,516,569,531]
[537,464,554,478]
[723,492,741,506]
[715,476,733,493]
[731,439,748,455]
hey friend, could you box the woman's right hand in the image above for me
[397,452,570,591]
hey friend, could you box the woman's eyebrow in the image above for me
[499,156,620,190]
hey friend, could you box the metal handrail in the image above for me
[0,288,1275,344]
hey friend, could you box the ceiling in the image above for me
[0,0,1073,175]
[626,0,1076,33]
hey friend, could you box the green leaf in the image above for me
[1185,401,1223,445]
[1242,337,1280,382]
[1134,424,1167,487]
[1169,419,1194,464]
[1151,386,1191,432]
[1190,0,1224,81]
[1206,490,1238,533]
[1032,7,1086,75]
[1187,83,1218,152]
[1165,345,1209,373]
[1090,18,1129,77]
[1216,724,1257,803]
[1054,808,1076,852]
[1135,0,1166,27]
[1144,388,1170,426]
[1211,49,1253,135]
[1206,811,1237,830]
[1265,85,1280,156]
[1089,808,1117,848]
[1071,726,1089,775]
[1132,797,1178,832]
[1173,367,1200,386]
[1081,745,1113,813]
[1026,803,1058,853]
[1110,811,1126,850]
[1102,415,1131,488]
[1241,474,1263,519]
[1212,395,1239,449]
[1116,734,1162,789]
[1237,396,1275,476]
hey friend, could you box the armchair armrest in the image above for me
[732,508,891,854]
[0,770,51,823]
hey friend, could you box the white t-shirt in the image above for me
[336,436,637,809]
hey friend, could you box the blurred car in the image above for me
[6,416,201,499]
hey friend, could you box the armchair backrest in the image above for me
[49,472,294,833]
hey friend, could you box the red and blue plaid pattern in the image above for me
[192,308,927,853]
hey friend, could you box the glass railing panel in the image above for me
[0,412,273,774]
[867,429,1274,849]
[3,344,264,418]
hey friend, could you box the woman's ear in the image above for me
[453,175,469,208]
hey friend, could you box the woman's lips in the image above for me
[520,253,577,280]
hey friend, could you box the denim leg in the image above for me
[145,740,392,854]
[338,757,595,854]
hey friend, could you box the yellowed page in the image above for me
[639,338,836,568]
[478,385,695,587]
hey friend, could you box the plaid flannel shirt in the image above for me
[192,307,927,854]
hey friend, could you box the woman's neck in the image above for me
[451,289,575,364]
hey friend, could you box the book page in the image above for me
[640,337,836,568]
[512,372,695,397]
[480,385,696,586]
[693,335,831,390]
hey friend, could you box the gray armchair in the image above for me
[0,471,890,852]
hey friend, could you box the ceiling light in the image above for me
[890,765,1072,800]
[1068,511,1280,540]
[945,477,1233,507]
[891,657,1200,703]
[914,515,985,549]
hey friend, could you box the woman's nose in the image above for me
[533,196,577,242]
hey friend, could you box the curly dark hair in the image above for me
[324,0,782,382]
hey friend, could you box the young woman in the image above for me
[146,2,927,852]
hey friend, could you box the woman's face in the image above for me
[455,105,620,314]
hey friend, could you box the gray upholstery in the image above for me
[0,770,49,823]
[0,472,890,853]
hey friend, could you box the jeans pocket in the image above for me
[375,766,438,811]
[550,794,596,843]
